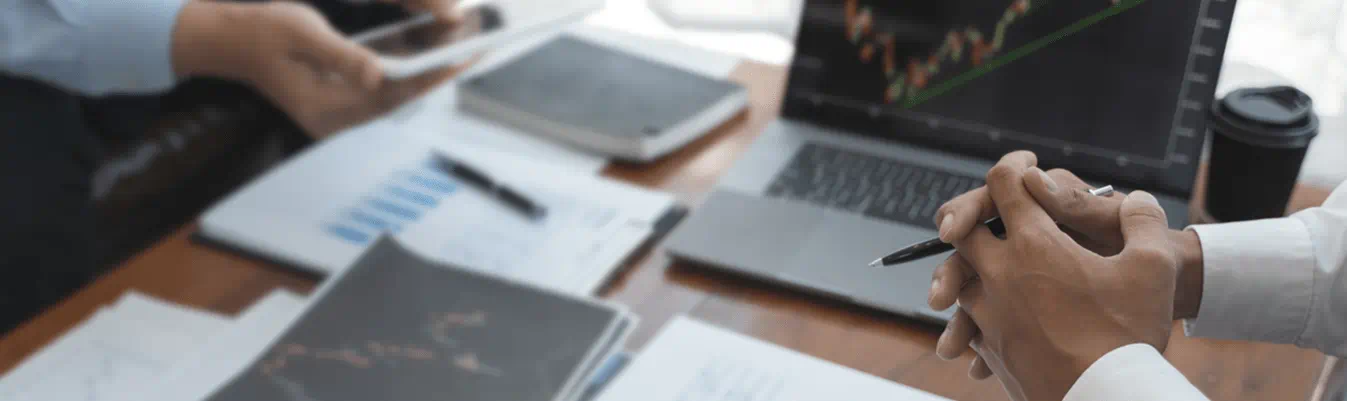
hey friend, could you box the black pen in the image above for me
[867,185,1114,267]
[432,153,547,220]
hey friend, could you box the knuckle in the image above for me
[986,164,1021,184]
[999,196,1032,214]
[1058,188,1088,216]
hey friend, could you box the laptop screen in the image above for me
[780,0,1238,196]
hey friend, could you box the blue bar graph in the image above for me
[322,166,463,245]
[368,198,421,220]
[386,186,439,208]
[325,224,373,245]
[408,172,456,195]
[348,209,401,232]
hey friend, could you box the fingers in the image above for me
[969,354,993,380]
[1023,167,1123,236]
[383,0,458,19]
[934,187,996,243]
[287,8,382,90]
[929,252,976,311]
[984,151,1055,234]
[1114,191,1176,266]
[950,223,1001,276]
[374,63,459,110]
[936,308,978,360]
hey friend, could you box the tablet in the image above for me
[352,0,602,79]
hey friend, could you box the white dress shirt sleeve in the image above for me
[1067,183,1347,400]
[2,0,189,96]
[1064,344,1210,401]
[1185,183,1347,356]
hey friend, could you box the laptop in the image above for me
[664,0,1239,323]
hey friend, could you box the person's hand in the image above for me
[934,152,1183,401]
[926,152,1205,381]
[172,0,466,138]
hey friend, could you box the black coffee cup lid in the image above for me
[1209,86,1319,149]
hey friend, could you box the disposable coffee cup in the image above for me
[1204,86,1319,222]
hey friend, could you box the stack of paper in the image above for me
[0,290,307,401]
[594,316,953,401]
[177,237,637,401]
[198,122,679,296]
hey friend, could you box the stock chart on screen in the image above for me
[785,0,1233,185]
[845,0,1145,107]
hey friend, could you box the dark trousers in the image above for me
[0,0,406,334]
[0,75,101,333]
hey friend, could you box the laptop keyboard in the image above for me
[764,143,984,230]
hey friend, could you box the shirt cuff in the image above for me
[1065,344,1209,401]
[1183,218,1317,344]
[82,0,190,95]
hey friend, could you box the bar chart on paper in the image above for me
[312,155,635,294]
[323,162,459,246]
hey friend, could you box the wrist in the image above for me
[171,1,262,82]
[1169,229,1204,320]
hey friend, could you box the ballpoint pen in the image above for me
[868,185,1115,267]
[432,153,548,220]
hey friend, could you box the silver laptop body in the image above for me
[662,0,1237,323]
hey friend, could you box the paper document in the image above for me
[594,316,952,401]
[135,290,308,401]
[199,126,674,295]
[0,292,232,401]
[0,290,306,401]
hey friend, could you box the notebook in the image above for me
[458,34,749,162]
[199,237,637,401]
[196,122,683,295]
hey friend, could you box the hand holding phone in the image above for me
[353,0,602,79]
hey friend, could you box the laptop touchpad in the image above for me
[663,190,827,278]
[780,210,953,320]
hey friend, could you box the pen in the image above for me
[432,153,548,220]
[867,185,1115,267]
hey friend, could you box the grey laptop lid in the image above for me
[777,0,1240,199]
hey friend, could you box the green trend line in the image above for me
[902,0,1149,108]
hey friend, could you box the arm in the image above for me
[1068,183,1347,400]
[1,0,189,96]
[1181,183,1347,356]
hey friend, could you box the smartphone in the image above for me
[352,0,602,79]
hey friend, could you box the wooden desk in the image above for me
[0,61,1334,401]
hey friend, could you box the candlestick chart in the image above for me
[246,310,504,401]
[845,0,1148,108]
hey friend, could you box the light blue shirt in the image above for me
[2,0,189,96]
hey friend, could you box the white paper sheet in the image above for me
[0,292,234,401]
[133,290,308,401]
[199,126,674,295]
[594,317,952,401]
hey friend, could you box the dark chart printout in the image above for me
[206,238,620,401]
[787,0,1234,193]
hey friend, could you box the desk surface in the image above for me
[0,61,1334,401]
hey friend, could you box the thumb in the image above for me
[1116,191,1174,265]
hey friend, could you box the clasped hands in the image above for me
[925,151,1204,401]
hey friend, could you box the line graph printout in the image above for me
[203,238,631,401]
